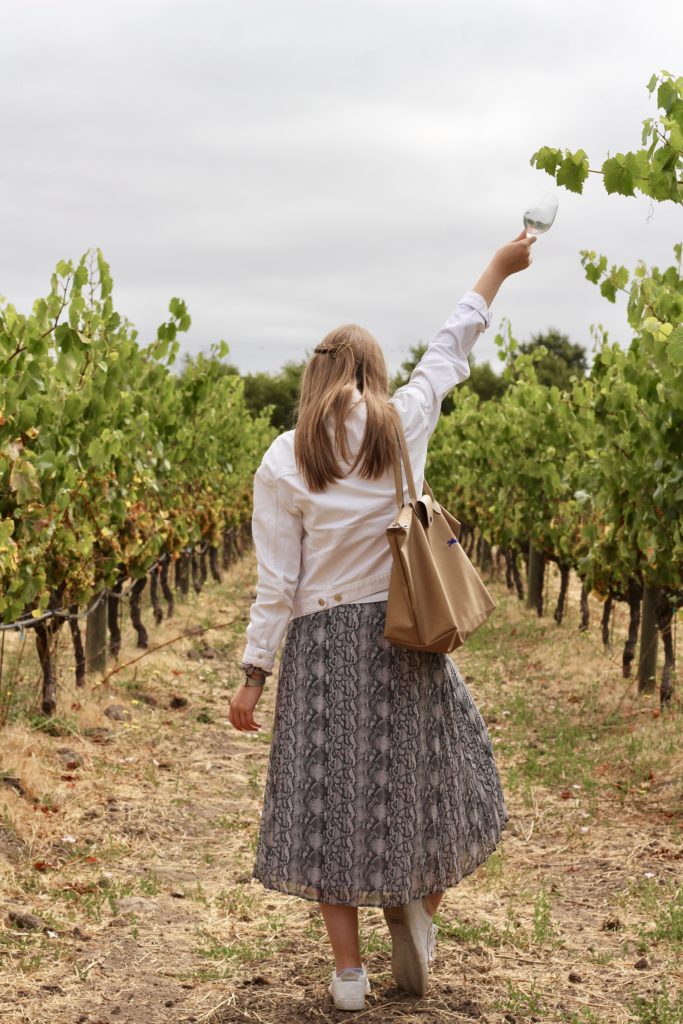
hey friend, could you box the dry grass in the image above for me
[0,553,681,1024]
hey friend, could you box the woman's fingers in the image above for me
[231,710,258,731]
[492,234,537,277]
[228,696,262,731]
[511,229,537,246]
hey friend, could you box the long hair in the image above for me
[293,323,399,492]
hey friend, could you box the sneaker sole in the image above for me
[383,904,429,996]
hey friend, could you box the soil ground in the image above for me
[0,551,681,1024]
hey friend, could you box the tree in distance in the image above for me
[390,343,509,413]
[222,359,307,432]
[518,330,588,389]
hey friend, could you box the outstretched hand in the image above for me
[471,229,537,308]
[491,229,537,277]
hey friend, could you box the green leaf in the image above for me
[530,146,562,177]
[602,156,635,197]
[86,437,106,467]
[556,150,590,194]
[600,281,617,303]
[9,457,41,503]
[641,117,654,146]
[73,264,89,288]
[668,325,683,366]
[63,393,82,420]
[658,78,677,114]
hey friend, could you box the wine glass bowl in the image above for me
[523,191,559,237]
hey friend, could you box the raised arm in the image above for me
[391,230,536,435]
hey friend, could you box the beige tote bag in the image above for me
[384,420,496,653]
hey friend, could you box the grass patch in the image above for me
[560,1010,608,1024]
[434,913,505,948]
[639,889,683,949]
[360,928,392,956]
[628,984,683,1024]
[504,698,602,793]
[195,929,288,969]
[494,978,549,1017]
[247,764,262,797]
[480,849,505,883]
[533,888,558,946]
[27,713,80,737]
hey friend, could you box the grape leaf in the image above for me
[667,325,683,366]
[556,150,590,194]
[602,156,635,197]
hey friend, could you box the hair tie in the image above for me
[314,342,353,358]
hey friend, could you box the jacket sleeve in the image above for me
[241,462,303,674]
[391,290,491,437]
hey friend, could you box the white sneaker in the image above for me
[328,966,371,1010]
[383,897,438,995]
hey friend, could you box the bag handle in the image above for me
[392,418,418,509]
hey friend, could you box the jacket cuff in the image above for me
[460,290,492,329]
[241,645,275,675]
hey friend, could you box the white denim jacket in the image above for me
[241,290,491,673]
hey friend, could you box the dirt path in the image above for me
[1,553,681,1024]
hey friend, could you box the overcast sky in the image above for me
[2,1,682,377]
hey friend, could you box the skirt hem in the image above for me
[252,814,509,908]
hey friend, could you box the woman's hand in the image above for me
[491,229,537,277]
[228,683,264,732]
[472,230,537,308]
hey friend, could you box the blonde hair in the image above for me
[294,323,399,492]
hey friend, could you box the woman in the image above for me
[229,230,535,1011]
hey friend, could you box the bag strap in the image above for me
[392,418,418,509]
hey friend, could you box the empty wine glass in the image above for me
[523,191,559,237]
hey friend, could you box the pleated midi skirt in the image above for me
[252,601,509,907]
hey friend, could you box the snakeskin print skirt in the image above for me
[252,601,509,907]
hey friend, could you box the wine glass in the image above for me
[523,191,558,237]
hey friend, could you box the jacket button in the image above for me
[334,594,342,601]
[318,598,326,606]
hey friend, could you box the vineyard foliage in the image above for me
[0,251,275,624]
[428,71,682,599]
[1,71,680,633]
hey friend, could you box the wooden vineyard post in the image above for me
[527,540,544,616]
[637,585,658,695]
[86,592,108,675]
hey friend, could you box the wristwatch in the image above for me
[243,663,268,687]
